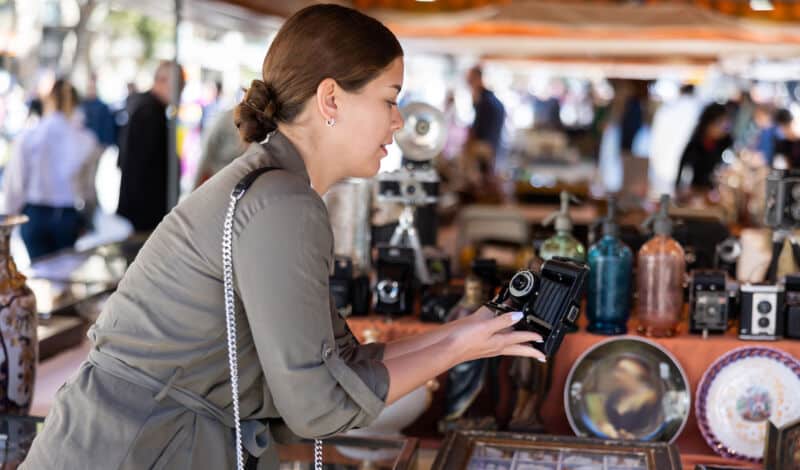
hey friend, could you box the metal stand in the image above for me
[765,229,800,282]
[389,205,432,285]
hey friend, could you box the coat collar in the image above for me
[261,130,310,185]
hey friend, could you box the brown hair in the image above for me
[235,4,403,143]
[48,78,79,116]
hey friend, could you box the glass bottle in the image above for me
[587,198,633,334]
[637,194,686,337]
[539,191,586,262]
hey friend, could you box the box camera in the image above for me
[765,168,800,229]
[689,270,733,335]
[784,274,800,339]
[485,257,589,357]
[329,256,371,317]
[376,165,439,206]
[373,245,415,316]
[739,284,785,340]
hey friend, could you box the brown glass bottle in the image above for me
[637,195,686,337]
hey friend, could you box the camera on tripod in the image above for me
[376,102,443,206]
[374,102,447,286]
[485,257,589,357]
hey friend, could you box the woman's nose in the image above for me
[391,107,404,132]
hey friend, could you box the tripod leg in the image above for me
[766,238,785,283]
[790,236,800,274]
[406,224,433,285]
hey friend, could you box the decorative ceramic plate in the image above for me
[696,346,800,462]
[565,336,691,443]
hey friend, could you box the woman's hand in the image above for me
[449,306,546,363]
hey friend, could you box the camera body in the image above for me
[486,257,589,356]
[376,162,439,206]
[329,256,371,317]
[784,274,800,339]
[764,169,800,229]
[373,245,415,316]
[739,283,785,340]
[689,270,733,334]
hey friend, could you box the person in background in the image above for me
[753,105,778,165]
[649,84,702,198]
[774,108,800,168]
[466,65,506,161]
[192,107,246,189]
[81,74,116,148]
[676,103,732,194]
[116,61,185,232]
[200,80,223,132]
[2,78,98,259]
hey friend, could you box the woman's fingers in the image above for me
[500,344,547,362]
[490,311,525,332]
[499,330,543,345]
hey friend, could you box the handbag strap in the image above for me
[222,165,323,470]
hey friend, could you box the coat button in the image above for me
[322,344,333,359]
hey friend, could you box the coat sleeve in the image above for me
[233,195,389,439]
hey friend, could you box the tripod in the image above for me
[389,204,433,285]
[765,228,800,283]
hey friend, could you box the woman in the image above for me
[22,5,544,470]
[676,102,732,193]
[3,78,98,259]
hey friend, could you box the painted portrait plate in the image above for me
[564,336,691,443]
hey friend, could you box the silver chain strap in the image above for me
[314,439,323,470]
[222,193,245,470]
[223,180,323,470]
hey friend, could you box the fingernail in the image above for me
[537,356,547,363]
[534,337,544,343]
[511,311,524,323]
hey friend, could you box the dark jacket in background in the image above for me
[82,98,116,147]
[117,91,177,232]
[472,88,506,152]
[677,135,732,190]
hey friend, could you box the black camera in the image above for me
[373,245,415,316]
[486,257,589,357]
[765,168,800,229]
[739,284,785,340]
[689,270,733,335]
[784,274,800,339]
[329,256,371,317]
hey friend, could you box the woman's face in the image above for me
[335,57,404,178]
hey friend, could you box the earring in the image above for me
[326,118,335,127]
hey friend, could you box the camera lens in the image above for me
[757,300,772,314]
[792,183,800,201]
[758,317,771,328]
[509,271,536,298]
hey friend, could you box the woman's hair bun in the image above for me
[234,79,281,143]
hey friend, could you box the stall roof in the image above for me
[112,0,800,60]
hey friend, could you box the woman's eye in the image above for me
[386,100,397,108]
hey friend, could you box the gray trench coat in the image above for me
[22,131,390,469]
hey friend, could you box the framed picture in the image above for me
[432,430,682,470]
[764,416,800,469]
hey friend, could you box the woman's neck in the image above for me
[278,123,339,196]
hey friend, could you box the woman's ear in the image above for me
[315,78,338,123]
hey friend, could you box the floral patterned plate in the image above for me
[696,346,800,462]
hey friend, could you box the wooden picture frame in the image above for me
[433,430,682,470]
[764,417,800,469]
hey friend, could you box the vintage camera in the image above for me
[486,257,589,357]
[373,245,415,316]
[784,274,800,339]
[376,102,444,206]
[689,270,733,335]
[329,256,371,317]
[765,168,800,229]
[739,284,785,340]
